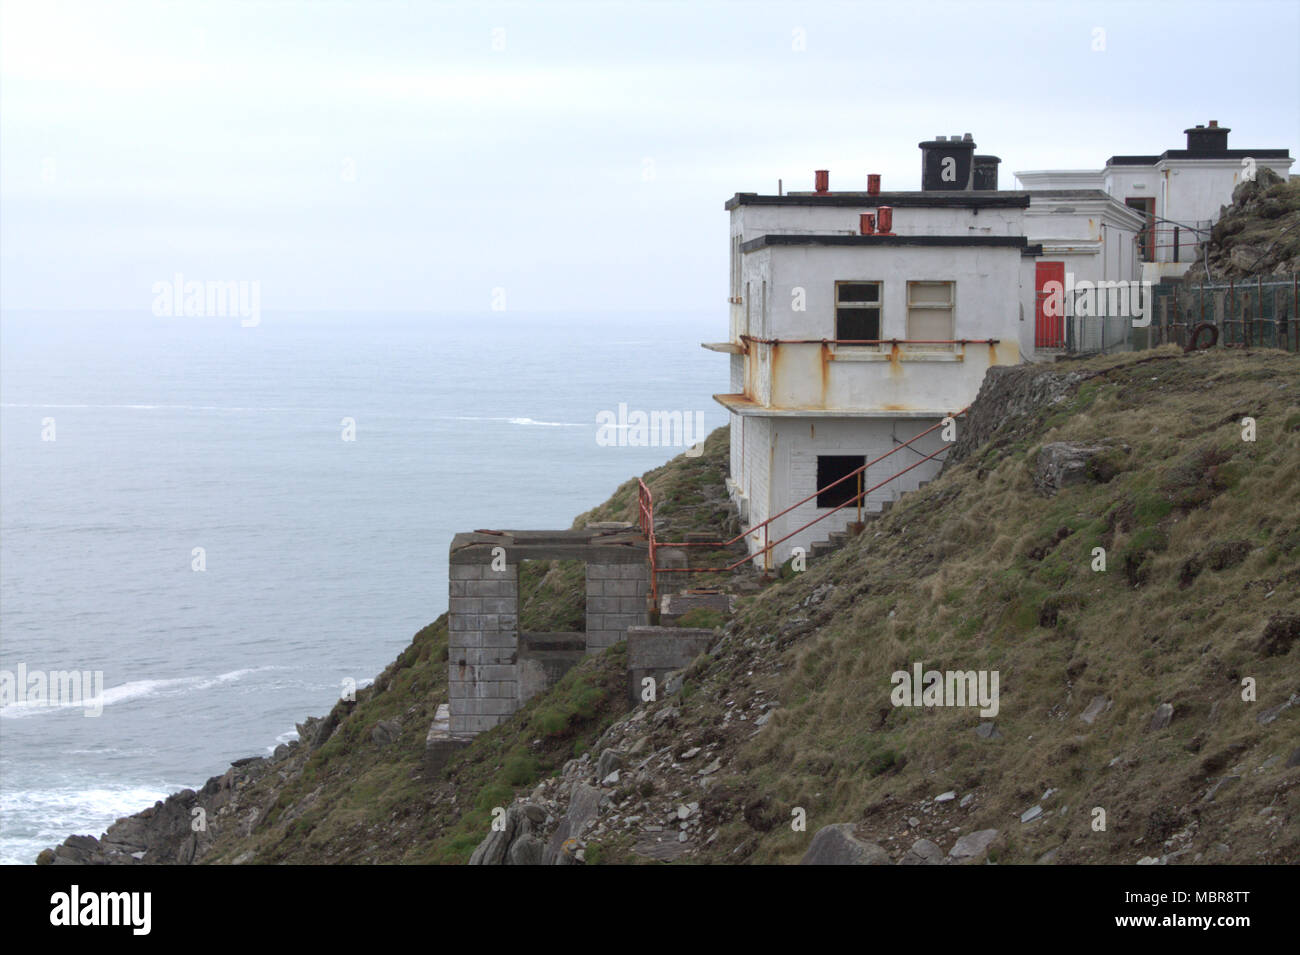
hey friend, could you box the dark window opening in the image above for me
[816,455,865,508]
[837,283,879,303]
[835,281,881,344]
[836,309,879,342]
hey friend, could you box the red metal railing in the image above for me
[637,478,657,601]
[739,335,999,347]
[636,411,965,599]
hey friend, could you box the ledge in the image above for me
[712,394,954,418]
[828,350,963,362]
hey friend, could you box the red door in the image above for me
[1035,261,1065,348]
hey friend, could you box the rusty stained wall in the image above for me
[757,337,1020,413]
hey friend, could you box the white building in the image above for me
[710,124,1293,568]
[709,135,1032,567]
[1016,121,1293,287]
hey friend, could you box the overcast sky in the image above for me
[2,0,1297,314]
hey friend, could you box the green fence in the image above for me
[1144,275,1300,351]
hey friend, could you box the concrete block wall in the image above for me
[447,530,651,737]
[585,562,650,651]
[626,626,716,702]
[448,559,520,736]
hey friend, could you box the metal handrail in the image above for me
[728,444,948,571]
[648,411,963,582]
[739,335,999,346]
[637,478,657,602]
[671,411,961,553]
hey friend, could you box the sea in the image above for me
[0,309,728,865]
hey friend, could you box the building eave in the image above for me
[741,234,1030,253]
[725,192,1031,211]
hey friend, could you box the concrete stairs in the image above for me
[806,477,933,561]
[658,590,735,625]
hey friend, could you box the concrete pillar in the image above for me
[448,556,519,736]
[585,561,650,652]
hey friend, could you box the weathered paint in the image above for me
[818,341,830,406]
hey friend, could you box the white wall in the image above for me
[743,415,948,565]
[733,201,1026,243]
[732,243,1023,412]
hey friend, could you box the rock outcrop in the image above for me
[1183,168,1300,281]
[944,364,1090,470]
[799,825,892,865]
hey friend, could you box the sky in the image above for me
[2,0,1297,314]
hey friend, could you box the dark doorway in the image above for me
[816,455,866,508]
[1126,197,1156,262]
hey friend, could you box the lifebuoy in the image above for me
[1185,322,1219,352]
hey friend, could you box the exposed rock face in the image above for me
[948,829,1001,862]
[1257,613,1300,657]
[40,745,300,865]
[469,803,550,866]
[1033,442,1129,494]
[901,838,945,865]
[1183,168,1300,281]
[1149,703,1175,732]
[798,824,892,865]
[944,364,1089,471]
[371,719,401,746]
[543,784,602,865]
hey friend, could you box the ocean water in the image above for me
[0,310,727,865]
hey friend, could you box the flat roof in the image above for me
[1107,148,1290,166]
[741,234,1031,253]
[725,192,1030,211]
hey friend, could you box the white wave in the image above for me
[450,415,584,428]
[0,783,193,865]
[0,666,280,719]
[1,402,313,413]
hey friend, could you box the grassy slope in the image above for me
[200,429,737,864]
[695,346,1299,863]
[202,349,1298,864]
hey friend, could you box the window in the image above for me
[906,281,955,350]
[835,282,881,344]
[816,455,865,508]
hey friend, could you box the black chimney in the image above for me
[1185,120,1230,153]
[919,132,976,191]
[973,155,1001,190]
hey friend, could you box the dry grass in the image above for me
[709,347,1299,863]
